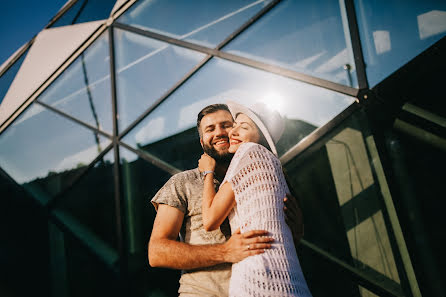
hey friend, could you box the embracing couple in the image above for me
[148,101,313,297]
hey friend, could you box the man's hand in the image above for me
[222,228,273,263]
[284,193,304,245]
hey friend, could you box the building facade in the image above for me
[0,1,445,296]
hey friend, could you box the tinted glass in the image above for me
[114,29,206,132]
[122,57,355,170]
[284,110,404,296]
[75,0,116,23]
[118,0,272,47]
[355,0,446,87]
[37,33,112,134]
[62,232,121,297]
[0,49,28,104]
[0,103,111,204]
[54,150,118,250]
[50,0,85,27]
[119,146,179,291]
[51,0,115,28]
[224,0,358,87]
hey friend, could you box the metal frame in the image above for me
[0,1,426,297]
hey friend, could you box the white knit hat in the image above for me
[226,100,285,156]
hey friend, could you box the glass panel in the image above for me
[114,28,206,132]
[74,0,116,24]
[284,110,405,296]
[119,146,180,295]
[0,103,111,204]
[37,33,113,134]
[63,232,121,297]
[50,0,85,27]
[51,0,115,28]
[122,57,355,170]
[0,49,29,104]
[223,0,358,87]
[0,170,51,297]
[54,150,117,250]
[355,0,446,87]
[118,0,272,47]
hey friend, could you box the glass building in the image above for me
[0,1,445,296]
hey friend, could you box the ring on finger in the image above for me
[247,244,250,250]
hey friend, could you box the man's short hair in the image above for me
[196,104,231,138]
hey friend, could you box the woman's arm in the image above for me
[199,154,236,231]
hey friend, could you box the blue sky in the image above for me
[0,1,66,66]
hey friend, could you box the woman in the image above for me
[198,100,313,297]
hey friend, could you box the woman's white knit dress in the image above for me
[222,142,312,297]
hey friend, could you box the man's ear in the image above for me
[200,138,204,149]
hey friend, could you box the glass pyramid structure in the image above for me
[0,1,445,296]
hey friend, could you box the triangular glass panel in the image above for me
[54,149,118,251]
[118,0,273,48]
[37,32,113,134]
[114,28,206,132]
[119,146,173,261]
[0,48,29,105]
[0,21,104,127]
[122,57,355,170]
[354,0,446,87]
[50,0,86,28]
[0,103,112,204]
[51,0,115,28]
[223,0,358,87]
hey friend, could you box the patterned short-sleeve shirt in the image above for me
[151,168,232,296]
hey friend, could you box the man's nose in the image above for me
[215,125,228,136]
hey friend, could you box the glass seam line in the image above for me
[300,239,404,297]
[112,22,359,98]
[343,0,369,89]
[109,25,126,271]
[0,22,108,135]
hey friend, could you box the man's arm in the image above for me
[148,204,274,270]
[284,194,304,246]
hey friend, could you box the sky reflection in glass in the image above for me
[0,49,28,105]
[122,58,355,168]
[355,0,446,87]
[0,103,111,185]
[118,0,272,47]
[114,29,206,132]
[37,33,112,133]
[224,0,357,87]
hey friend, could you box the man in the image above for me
[148,104,303,296]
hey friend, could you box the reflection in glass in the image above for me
[55,150,117,250]
[50,0,85,28]
[355,0,446,87]
[122,57,355,170]
[114,29,206,132]
[37,33,113,134]
[224,0,357,87]
[119,146,180,294]
[0,103,111,203]
[118,0,272,47]
[0,49,29,104]
[284,110,404,296]
[51,0,115,28]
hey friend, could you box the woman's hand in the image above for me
[198,153,216,172]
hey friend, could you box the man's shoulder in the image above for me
[170,167,201,184]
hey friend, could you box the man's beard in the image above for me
[203,142,234,164]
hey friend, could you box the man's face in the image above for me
[199,110,234,162]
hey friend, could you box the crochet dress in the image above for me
[222,143,312,297]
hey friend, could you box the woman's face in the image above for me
[228,113,261,153]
